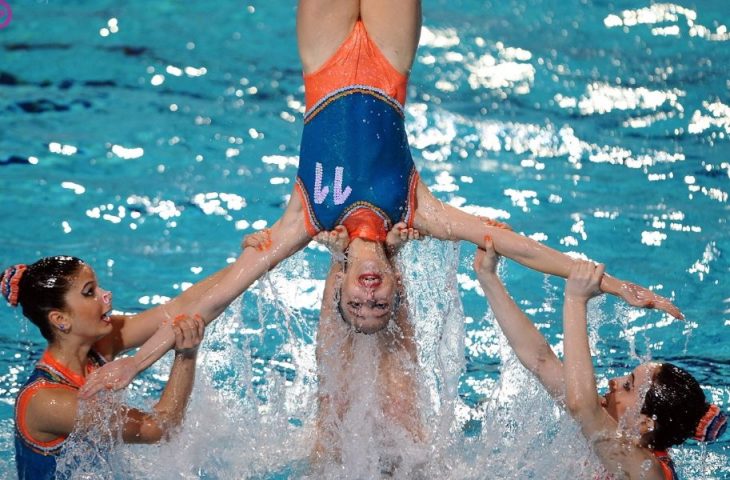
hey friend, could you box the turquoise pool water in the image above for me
[1,0,728,478]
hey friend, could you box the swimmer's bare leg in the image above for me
[297,0,360,74]
[360,0,421,74]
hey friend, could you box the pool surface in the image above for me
[1,0,728,478]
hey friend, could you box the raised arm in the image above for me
[121,314,204,443]
[415,181,682,319]
[562,261,665,479]
[474,237,564,399]
[81,194,310,397]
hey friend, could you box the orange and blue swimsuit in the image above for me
[14,350,106,480]
[654,450,679,480]
[597,450,678,480]
[295,20,419,243]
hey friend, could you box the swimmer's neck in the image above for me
[347,237,390,262]
[47,338,95,378]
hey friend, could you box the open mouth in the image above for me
[359,273,382,288]
[100,309,113,324]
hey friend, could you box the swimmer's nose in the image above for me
[102,290,112,305]
[608,379,617,392]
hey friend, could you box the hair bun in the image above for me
[1,264,27,307]
[694,404,727,442]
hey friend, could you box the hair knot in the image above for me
[693,404,727,442]
[1,264,27,307]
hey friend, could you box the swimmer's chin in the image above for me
[352,323,386,335]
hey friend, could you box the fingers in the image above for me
[79,367,121,398]
[393,223,421,241]
[480,217,512,231]
[654,297,684,320]
[79,372,102,398]
[473,235,499,274]
[482,234,495,252]
[243,229,273,251]
[173,313,206,352]
[642,291,684,320]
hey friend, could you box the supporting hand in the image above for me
[172,313,205,357]
[385,222,421,254]
[566,261,605,303]
[473,235,500,280]
[314,225,350,256]
[242,228,272,251]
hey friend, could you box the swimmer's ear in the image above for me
[48,310,70,334]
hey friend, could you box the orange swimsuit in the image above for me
[296,20,418,243]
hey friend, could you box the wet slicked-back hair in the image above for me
[641,362,708,450]
[1,256,85,341]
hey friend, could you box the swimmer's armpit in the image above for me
[242,228,273,252]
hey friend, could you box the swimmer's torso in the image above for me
[296,20,418,243]
[14,350,106,480]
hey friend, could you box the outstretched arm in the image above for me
[415,181,682,319]
[82,194,310,397]
[474,237,565,400]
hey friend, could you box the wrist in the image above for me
[476,271,499,283]
[174,348,198,360]
[600,274,620,296]
[564,293,590,304]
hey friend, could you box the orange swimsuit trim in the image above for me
[16,382,75,451]
[303,19,408,111]
[15,350,101,453]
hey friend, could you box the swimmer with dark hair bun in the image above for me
[1,246,288,480]
[473,237,726,479]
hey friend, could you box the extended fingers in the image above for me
[651,294,684,320]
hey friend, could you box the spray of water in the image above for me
[50,242,727,478]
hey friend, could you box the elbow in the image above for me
[151,408,187,441]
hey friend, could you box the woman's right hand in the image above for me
[78,356,139,399]
[314,225,349,255]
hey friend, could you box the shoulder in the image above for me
[18,381,78,438]
[21,382,78,414]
